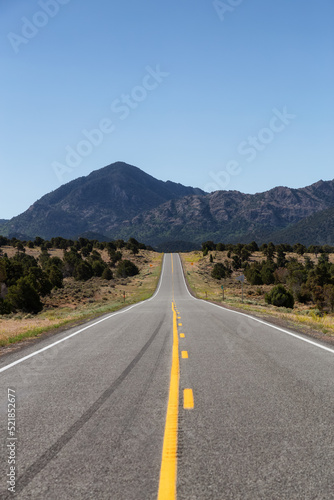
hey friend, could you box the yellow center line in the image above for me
[183,389,194,409]
[181,351,188,359]
[180,333,185,338]
[157,301,179,500]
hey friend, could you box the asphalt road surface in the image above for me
[0,254,333,499]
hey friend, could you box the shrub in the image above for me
[102,268,113,280]
[116,260,139,278]
[27,267,52,297]
[245,267,262,285]
[81,246,91,257]
[108,250,122,266]
[0,298,11,315]
[324,284,334,312]
[63,250,82,277]
[74,261,93,281]
[6,277,43,313]
[265,285,294,308]
[211,263,229,280]
[231,255,242,270]
[261,265,275,285]
[92,260,106,277]
[48,266,63,288]
[295,283,312,304]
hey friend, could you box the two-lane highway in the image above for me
[0,254,333,499]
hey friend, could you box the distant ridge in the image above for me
[1,162,334,245]
[269,206,334,246]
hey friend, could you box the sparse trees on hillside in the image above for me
[203,240,334,312]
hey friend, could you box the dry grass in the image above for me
[0,249,163,347]
[1,246,64,260]
[180,251,334,339]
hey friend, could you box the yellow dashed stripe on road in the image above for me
[181,351,188,359]
[183,389,194,409]
[180,333,185,338]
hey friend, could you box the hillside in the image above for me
[269,206,334,245]
[0,219,8,232]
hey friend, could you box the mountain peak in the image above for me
[1,163,334,245]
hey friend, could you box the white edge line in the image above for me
[0,254,166,374]
[176,254,334,355]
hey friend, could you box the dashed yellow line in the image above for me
[181,351,188,359]
[180,333,185,338]
[183,389,194,409]
[157,302,179,500]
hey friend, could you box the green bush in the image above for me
[48,265,63,288]
[245,267,263,285]
[261,266,275,285]
[102,268,113,280]
[231,255,242,270]
[211,263,230,280]
[116,260,139,278]
[63,249,82,277]
[6,277,43,313]
[265,284,294,308]
[74,261,93,281]
[91,260,106,277]
[27,267,52,297]
[0,298,11,315]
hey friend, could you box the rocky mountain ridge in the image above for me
[1,162,334,246]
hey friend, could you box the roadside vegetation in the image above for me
[0,236,162,347]
[181,241,334,340]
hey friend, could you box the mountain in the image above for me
[1,162,334,246]
[268,206,334,246]
[110,180,334,245]
[2,162,204,240]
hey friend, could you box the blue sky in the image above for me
[1,0,333,219]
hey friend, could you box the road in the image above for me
[0,253,333,499]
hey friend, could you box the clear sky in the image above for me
[1,0,333,219]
